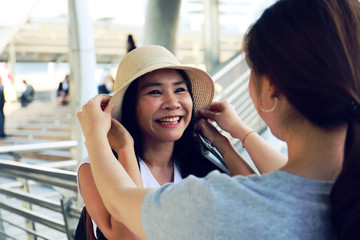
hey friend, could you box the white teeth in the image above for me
[158,116,180,125]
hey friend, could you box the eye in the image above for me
[175,87,187,93]
[147,90,162,95]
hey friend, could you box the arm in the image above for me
[197,118,254,176]
[78,118,143,239]
[78,164,138,240]
[199,101,287,174]
[77,95,149,240]
[107,118,142,187]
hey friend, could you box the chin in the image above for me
[167,135,183,142]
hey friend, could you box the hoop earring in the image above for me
[259,92,278,113]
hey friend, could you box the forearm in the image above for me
[241,132,287,173]
[78,95,148,239]
[116,149,143,188]
[231,121,287,174]
[213,135,254,176]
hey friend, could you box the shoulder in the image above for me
[77,157,90,173]
[76,157,91,199]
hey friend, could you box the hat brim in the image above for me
[109,65,214,122]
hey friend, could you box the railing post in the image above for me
[0,211,5,240]
[14,157,37,240]
[60,192,79,240]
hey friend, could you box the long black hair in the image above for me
[120,69,221,178]
[244,0,360,238]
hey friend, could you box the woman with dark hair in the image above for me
[76,45,253,239]
[77,0,360,239]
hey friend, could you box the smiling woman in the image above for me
[76,45,239,239]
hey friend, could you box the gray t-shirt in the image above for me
[141,170,335,240]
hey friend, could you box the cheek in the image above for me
[182,94,193,114]
[136,98,157,123]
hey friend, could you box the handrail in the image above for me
[0,200,65,232]
[0,160,77,191]
[0,140,77,154]
[0,187,61,212]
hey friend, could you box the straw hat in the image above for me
[109,45,214,121]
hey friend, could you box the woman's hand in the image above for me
[199,101,243,138]
[77,95,113,140]
[108,118,135,154]
[196,118,228,148]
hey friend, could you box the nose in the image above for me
[161,92,181,110]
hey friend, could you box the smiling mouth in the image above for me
[156,116,182,125]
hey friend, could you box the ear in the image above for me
[260,76,278,98]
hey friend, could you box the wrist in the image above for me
[115,141,134,156]
[230,120,253,140]
[241,130,257,148]
[84,131,108,148]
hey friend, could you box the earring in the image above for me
[259,92,278,113]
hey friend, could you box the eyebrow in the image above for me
[139,80,187,90]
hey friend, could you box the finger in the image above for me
[198,109,217,120]
[196,119,216,134]
[208,102,224,112]
[97,96,111,110]
[196,120,219,144]
[104,103,115,114]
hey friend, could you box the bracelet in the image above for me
[242,130,256,148]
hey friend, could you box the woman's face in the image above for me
[136,69,193,144]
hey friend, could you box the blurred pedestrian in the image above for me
[19,80,35,107]
[126,34,136,53]
[0,76,6,138]
[57,74,70,106]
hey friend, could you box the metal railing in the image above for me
[0,140,77,162]
[0,141,80,240]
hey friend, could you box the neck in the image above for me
[282,123,347,181]
[142,141,174,168]
[141,141,175,185]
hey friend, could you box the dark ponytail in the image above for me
[331,119,360,238]
[244,0,360,238]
